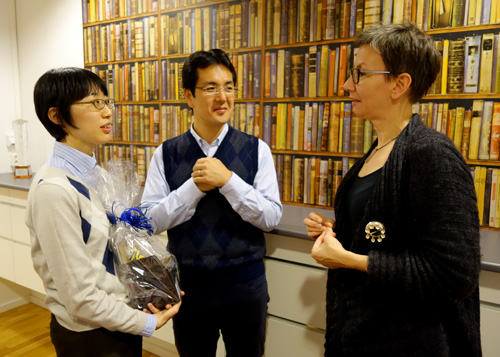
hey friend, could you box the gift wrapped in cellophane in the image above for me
[89,160,181,310]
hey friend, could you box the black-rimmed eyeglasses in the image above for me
[351,68,391,84]
[74,99,115,110]
[195,86,238,96]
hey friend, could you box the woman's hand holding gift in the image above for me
[144,291,185,330]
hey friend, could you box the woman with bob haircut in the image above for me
[304,22,481,356]
[27,67,181,356]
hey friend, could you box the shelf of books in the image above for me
[81,0,500,229]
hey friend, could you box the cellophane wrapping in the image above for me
[89,160,181,310]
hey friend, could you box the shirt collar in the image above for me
[53,141,97,176]
[190,123,229,147]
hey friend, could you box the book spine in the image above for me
[478,101,494,159]
[461,109,472,158]
[479,33,495,94]
[490,103,500,160]
[468,100,484,160]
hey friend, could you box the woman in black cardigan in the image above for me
[304,22,481,356]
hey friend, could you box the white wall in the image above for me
[0,0,20,173]
[0,0,84,174]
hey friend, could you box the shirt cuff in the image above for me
[140,314,157,337]
[219,171,245,196]
[179,177,208,198]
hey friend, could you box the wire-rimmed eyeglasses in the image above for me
[195,86,239,96]
[351,68,391,84]
[73,98,115,110]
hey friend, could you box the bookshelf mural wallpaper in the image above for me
[81,0,500,228]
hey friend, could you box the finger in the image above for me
[147,303,160,314]
[312,233,325,249]
[304,218,323,229]
[324,227,334,234]
[324,221,334,228]
[309,212,324,223]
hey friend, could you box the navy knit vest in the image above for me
[162,126,266,270]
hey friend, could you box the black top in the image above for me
[345,168,382,244]
[333,168,382,356]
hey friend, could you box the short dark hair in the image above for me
[33,67,108,141]
[182,49,237,97]
[354,22,441,103]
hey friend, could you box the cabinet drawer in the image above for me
[480,270,500,305]
[265,259,327,329]
[480,304,500,357]
[13,242,45,294]
[11,206,30,245]
[265,233,317,267]
[0,187,9,203]
[0,202,12,239]
[9,189,28,207]
[266,316,325,357]
[0,237,15,281]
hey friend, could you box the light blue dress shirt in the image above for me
[46,141,157,337]
[142,124,283,234]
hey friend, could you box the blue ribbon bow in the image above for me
[107,203,154,235]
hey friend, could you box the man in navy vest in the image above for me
[142,49,283,356]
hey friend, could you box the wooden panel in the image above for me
[0,238,15,281]
[265,259,327,329]
[10,206,30,245]
[13,242,45,294]
[265,316,325,357]
[0,201,12,239]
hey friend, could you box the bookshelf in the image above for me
[81,0,500,229]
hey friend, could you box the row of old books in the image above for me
[84,16,159,63]
[111,104,160,143]
[160,52,262,100]
[230,103,261,137]
[414,100,500,160]
[161,59,184,100]
[273,154,355,207]
[87,61,159,102]
[265,0,364,44]
[160,1,263,55]
[262,102,373,155]
[417,0,500,29]
[95,144,155,184]
[266,0,500,46]
[160,102,260,141]
[161,0,215,10]
[264,44,352,99]
[160,105,193,141]
[82,0,159,24]
[429,33,500,95]
[472,166,500,228]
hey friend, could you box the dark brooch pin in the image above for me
[365,221,386,243]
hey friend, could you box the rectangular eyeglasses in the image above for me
[74,98,115,110]
[351,68,391,84]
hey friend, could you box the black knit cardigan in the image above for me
[326,114,482,356]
